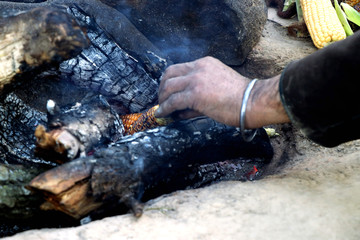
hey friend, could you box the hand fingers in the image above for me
[158,76,190,104]
[155,91,192,118]
[158,61,194,94]
[177,109,202,119]
[161,61,194,80]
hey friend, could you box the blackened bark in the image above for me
[72,1,171,78]
[29,117,273,219]
[0,7,88,95]
[0,93,49,165]
[60,4,161,113]
[35,94,124,163]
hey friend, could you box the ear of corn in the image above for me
[300,0,346,48]
[120,112,143,134]
[120,105,173,135]
[355,3,360,12]
[345,0,360,7]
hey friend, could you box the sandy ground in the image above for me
[3,8,360,240]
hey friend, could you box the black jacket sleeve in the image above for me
[279,31,360,147]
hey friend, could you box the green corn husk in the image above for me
[335,0,354,36]
[295,0,303,21]
[283,0,296,11]
[342,2,360,26]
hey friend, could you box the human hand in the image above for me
[156,56,249,127]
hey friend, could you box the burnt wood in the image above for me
[35,94,124,163]
[0,7,88,95]
[28,117,273,219]
[0,1,270,232]
[60,4,162,113]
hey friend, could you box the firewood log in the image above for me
[34,94,124,163]
[0,164,44,220]
[0,6,88,95]
[28,117,273,219]
[59,3,163,113]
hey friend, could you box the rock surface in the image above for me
[238,8,316,78]
[4,8,360,240]
[99,0,267,65]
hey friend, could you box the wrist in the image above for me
[244,75,290,129]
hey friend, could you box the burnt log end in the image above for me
[0,6,88,95]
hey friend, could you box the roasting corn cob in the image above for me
[301,0,346,48]
[120,105,173,135]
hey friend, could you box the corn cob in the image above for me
[345,0,360,7]
[120,105,173,135]
[354,3,360,12]
[301,0,346,48]
[120,112,143,132]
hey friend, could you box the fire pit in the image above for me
[0,0,270,236]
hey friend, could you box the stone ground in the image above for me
[3,8,360,240]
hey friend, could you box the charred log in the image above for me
[0,4,160,165]
[0,72,100,166]
[60,4,162,113]
[28,117,273,219]
[0,6,88,96]
[35,94,124,163]
[72,1,171,78]
[0,92,49,165]
[0,163,79,237]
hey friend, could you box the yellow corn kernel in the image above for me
[120,112,143,134]
[301,0,346,48]
[120,105,173,135]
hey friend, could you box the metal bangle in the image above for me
[240,78,258,142]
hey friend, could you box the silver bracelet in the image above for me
[240,78,258,142]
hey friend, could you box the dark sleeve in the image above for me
[279,31,360,147]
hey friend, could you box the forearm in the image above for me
[280,31,360,147]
